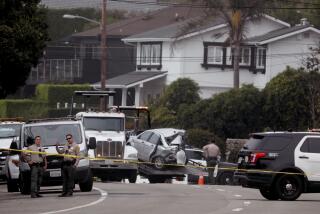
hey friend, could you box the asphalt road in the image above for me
[1,182,320,214]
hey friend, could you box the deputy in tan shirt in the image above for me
[202,142,220,184]
[25,136,47,198]
[56,133,80,197]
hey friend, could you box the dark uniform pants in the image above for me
[30,164,43,195]
[62,163,75,194]
[206,157,217,184]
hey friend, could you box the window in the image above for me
[140,43,161,66]
[84,43,100,59]
[139,131,153,141]
[239,47,251,66]
[256,48,266,69]
[207,46,223,65]
[148,133,161,145]
[300,138,320,153]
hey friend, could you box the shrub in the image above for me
[0,99,47,119]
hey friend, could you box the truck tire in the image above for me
[128,171,137,183]
[79,170,93,192]
[259,186,279,200]
[19,173,30,195]
[275,174,303,201]
[7,169,19,192]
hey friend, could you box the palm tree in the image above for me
[204,0,271,88]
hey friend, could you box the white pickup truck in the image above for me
[0,120,23,182]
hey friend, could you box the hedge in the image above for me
[35,84,93,107]
[0,99,48,119]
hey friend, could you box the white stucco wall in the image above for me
[265,30,320,83]
[133,17,319,101]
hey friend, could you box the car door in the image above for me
[143,133,161,161]
[295,136,320,182]
[134,131,152,160]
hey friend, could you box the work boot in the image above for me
[64,192,73,197]
[58,192,67,197]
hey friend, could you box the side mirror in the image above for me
[9,140,20,155]
[88,137,96,150]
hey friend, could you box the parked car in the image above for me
[234,131,320,201]
[0,120,24,181]
[185,147,237,185]
[128,128,186,170]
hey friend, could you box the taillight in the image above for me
[249,152,266,164]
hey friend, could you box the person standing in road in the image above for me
[25,136,47,198]
[56,134,80,197]
[202,140,220,184]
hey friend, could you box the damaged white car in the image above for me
[128,128,186,170]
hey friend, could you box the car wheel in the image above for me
[79,170,93,192]
[7,169,19,192]
[153,156,166,170]
[218,172,234,185]
[259,186,279,200]
[275,174,303,201]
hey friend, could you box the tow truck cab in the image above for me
[76,111,138,183]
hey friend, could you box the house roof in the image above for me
[122,14,292,42]
[91,71,167,89]
[246,24,320,44]
[71,6,205,38]
[123,16,226,42]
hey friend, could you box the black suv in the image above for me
[234,132,320,201]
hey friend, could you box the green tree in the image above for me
[186,128,226,158]
[263,67,311,131]
[160,78,200,112]
[208,84,264,139]
[0,0,49,98]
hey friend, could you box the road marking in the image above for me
[232,208,243,212]
[216,188,225,192]
[40,187,107,214]
[243,201,251,206]
[233,194,242,197]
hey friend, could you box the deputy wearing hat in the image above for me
[56,134,80,197]
[25,136,47,198]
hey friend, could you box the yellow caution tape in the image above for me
[0,148,305,176]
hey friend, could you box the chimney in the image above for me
[300,18,309,26]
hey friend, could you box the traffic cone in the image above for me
[198,175,205,185]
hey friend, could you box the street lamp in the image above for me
[62,0,107,111]
[62,14,100,25]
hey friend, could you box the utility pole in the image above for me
[100,0,107,111]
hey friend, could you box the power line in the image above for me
[109,0,320,10]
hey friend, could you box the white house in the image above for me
[93,15,320,105]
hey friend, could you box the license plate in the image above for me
[49,170,61,177]
[105,159,114,165]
